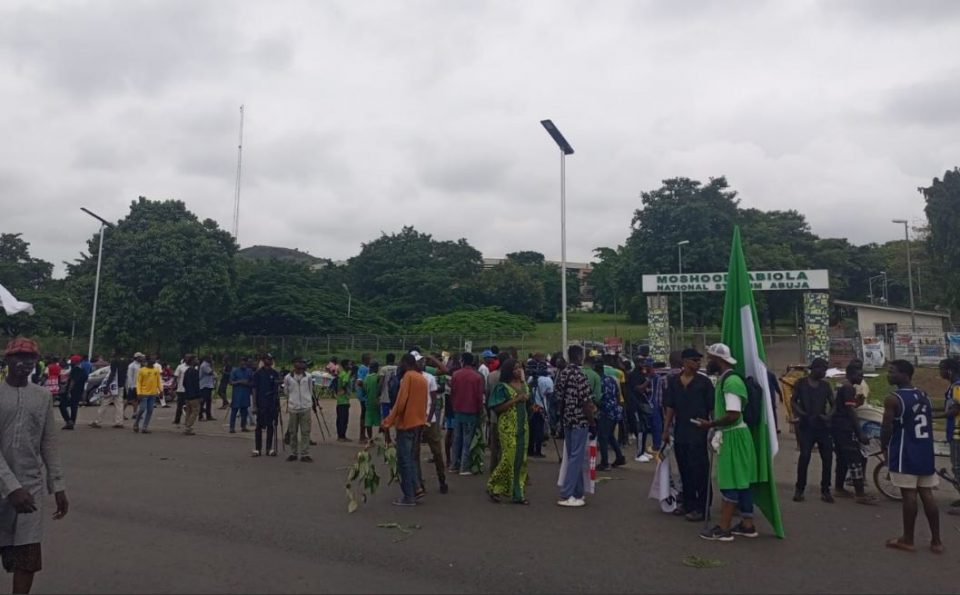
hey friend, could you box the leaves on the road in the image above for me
[377,522,422,542]
[681,556,726,569]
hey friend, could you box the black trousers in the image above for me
[59,392,81,424]
[200,388,214,420]
[833,428,865,487]
[255,412,277,453]
[336,404,350,439]
[174,393,186,424]
[528,411,545,456]
[675,441,710,514]
[796,425,833,491]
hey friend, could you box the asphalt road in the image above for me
[25,401,960,594]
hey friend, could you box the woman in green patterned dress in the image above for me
[486,359,531,504]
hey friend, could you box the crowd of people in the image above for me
[1,334,957,593]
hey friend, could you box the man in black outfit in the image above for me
[662,348,714,522]
[791,357,835,503]
[251,354,282,457]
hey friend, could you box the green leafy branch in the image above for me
[345,435,399,513]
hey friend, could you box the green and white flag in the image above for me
[720,226,785,538]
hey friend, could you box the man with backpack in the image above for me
[790,358,835,503]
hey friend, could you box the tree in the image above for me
[0,233,74,338]
[66,197,238,353]
[227,259,395,336]
[503,251,581,320]
[620,177,740,325]
[922,168,960,312]
[473,261,545,320]
[587,247,624,313]
[347,227,483,323]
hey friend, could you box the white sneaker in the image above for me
[638,454,653,463]
[557,496,584,507]
[571,498,586,507]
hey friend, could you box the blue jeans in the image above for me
[720,488,754,518]
[395,428,421,503]
[229,407,249,431]
[560,426,590,499]
[650,408,663,450]
[452,415,477,471]
[135,395,156,430]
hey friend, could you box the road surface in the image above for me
[26,401,959,594]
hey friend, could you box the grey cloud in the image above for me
[883,76,960,126]
[831,0,960,23]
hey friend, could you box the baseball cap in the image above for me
[69,354,82,364]
[4,337,40,357]
[681,348,703,360]
[133,352,145,359]
[410,350,424,362]
[706,343,737,365]
[481,350,495,359]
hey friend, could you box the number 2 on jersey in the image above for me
[915,415,930,440]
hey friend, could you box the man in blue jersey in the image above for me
[881,359,942,553]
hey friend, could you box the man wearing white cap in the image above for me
[697,343,758,541]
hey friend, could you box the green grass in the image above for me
[519,312,648,355]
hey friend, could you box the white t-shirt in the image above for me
[478,364,489,379]
[174,362,188,393]
[724,392,742,411]
[422,371,439,421]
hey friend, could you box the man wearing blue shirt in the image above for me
[228,356,254,434]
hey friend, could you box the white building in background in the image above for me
[834,299,951,340]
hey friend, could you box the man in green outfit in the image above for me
[363,362,382,437]
[583,354,604,406]
[697,343,758,542]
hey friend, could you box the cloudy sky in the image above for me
[1,0,958,275]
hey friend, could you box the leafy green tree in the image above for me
[502,251,581,320]
[922,168,960,312]
[473,260,545,320]
[347,227,483,323]
[620,177,740,325]
[66,197,237,353]
[228,258,395,335]
[0,233,75,338]
[587,247,625,313]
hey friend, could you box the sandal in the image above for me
[487,491,502,504]
[885,538,916,552]
[512,499,530,505]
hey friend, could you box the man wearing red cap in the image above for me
[0,337,68,594]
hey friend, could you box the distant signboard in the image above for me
[642,270,829,293]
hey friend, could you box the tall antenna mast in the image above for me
[231,104,245,243]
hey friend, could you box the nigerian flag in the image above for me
[720,226,785,539]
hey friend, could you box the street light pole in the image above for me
[540,120,575,357]
[677,240,690,348]
[893,219,917,362]
[341,283,352,319]
[80,208,114,359]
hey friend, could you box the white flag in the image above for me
[0,283,35,316]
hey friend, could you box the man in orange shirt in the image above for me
[382,353,428,507]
